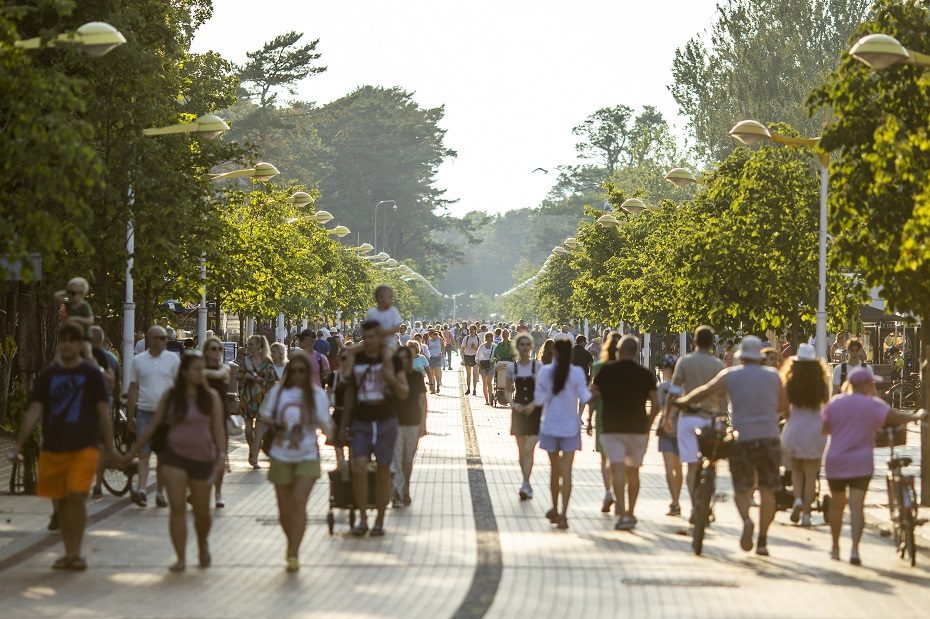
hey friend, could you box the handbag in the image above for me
[260,387,283,456]
[226,414,244,436]
[875,424,907,448]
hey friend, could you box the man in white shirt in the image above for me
[832,338,866,395]
[127,326,180,507]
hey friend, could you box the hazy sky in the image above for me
[192,0,720,217]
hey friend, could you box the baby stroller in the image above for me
[775,467,831,523]
[326,447,379,535]
[490,361,513,408]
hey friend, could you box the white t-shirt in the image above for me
[260,385,333,463]
[461,335,481,355]
[832,361,864,387]
[130,350,180,411]
[366,306,403,333]
[134,339,146,354]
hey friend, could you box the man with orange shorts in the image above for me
[7,320,117,571]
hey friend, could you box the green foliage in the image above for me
[238,31,326,108]
[810,0,930,319]
[671,0,871,161]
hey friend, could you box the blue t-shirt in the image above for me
[314,339,331,356]
[30,361,108,451]
[427,338,443,357]
[413,355,429,373]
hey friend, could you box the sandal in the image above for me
[199,545,211,568]
[215,499,225,509]
[52,556,72,570]
[545,508,560,524]
[557,516,569,530]
[370,525,385,537]
[168,561,186,573]
[350,524,369,537]
[68,557,87,572]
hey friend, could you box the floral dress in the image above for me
[238,357,278,420]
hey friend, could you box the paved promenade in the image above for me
[0,366,929,618]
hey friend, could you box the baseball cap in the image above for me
[848,366,883,385]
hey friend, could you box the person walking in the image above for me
[201,336,232,509]
[238,334,278,469]
[260,351,333,572]
[508,333,541,501]
[8,321,117,571]
[391,346,427,508]
[426,329,444,392]
[460,325,481,395]
[476,332,495,405]
[535,336,591,530]
[339,321,409,537]
[126,351,225,572]
[591,335,660,531]
[831,338,866,395]
[270,342,288,380]
[657,355,683,517]
[676,335,787,556]
[587,332,621,514]
[664,326,726,523]
[442,324,456,370]
[779,343,829,527]
[537,339,554,365]
[297,330,331,390]
[571,335,594,416]
[492,329,515,365]
[822,366,926,565]
[127,325,180,508]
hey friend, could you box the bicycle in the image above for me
[883,419,926,566]
[101,407,135,497]
[691,409,738,556]
[883,373,923,413]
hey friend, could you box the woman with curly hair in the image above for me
[779,343,830,527]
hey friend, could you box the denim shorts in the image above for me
[350,418,399,466]
[658,435,679,455]
[539,433,581,453]
[135,409,155,455]
[428,356,444,368]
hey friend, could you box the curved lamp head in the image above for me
[329,225,351,238]
[287,191,313,207]
[355,243,374,254]
[145,113,230,138]
[621,198,647,215]
[15,21,126,57]
[850,33,910,69]
[563,237,579,249]
[552,246,570,256]
[665,167,698,187]
[729,120,772,146]
[252,162,280,182]
[596,214,620,228]
[314,210,334,224]
[383,259,399,267]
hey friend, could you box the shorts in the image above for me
[827,476,871,493]
[729,438,782,493]
[463,355,477,367]
[510,406,541,436]
[268,459,321,485]
[602,433,649,467]
[428,356,444,368]
[478,362,492,377]
[37,447,99,499]
[158,447,214,481]
[135,409,156,455]
[677,414,711,464]
[350,418,399,466]
[539,433,581,453]
[658,435,679,455]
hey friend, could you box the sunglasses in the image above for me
[66,289,80,296]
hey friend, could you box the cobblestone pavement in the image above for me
[0,367,929,618]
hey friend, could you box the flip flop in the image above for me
[52,556,72,570]
[370,525,385,537]
[69,557,87,572]
[350,524,369,537]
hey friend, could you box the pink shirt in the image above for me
[822,393,889,479]
[168,399,216,462]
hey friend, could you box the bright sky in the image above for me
[192,0,719,217]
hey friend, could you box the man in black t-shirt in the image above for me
[591,335,659,532]
[339,320,409,537]
[572,335,594,415]
[7,321,117,571]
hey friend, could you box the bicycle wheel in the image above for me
[692,470,714,555]
[903,486,918,567]
[103,419,132,497]
[887,476,903,549]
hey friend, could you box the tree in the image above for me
[238,31,326,108]
[809,0,930,325]
[670,0,871,161]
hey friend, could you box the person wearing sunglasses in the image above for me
[201,335,232,508]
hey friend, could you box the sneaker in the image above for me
[740,518,754,551]
[849,551,861,566]
[756,545,769,557]
[524,484,533,500]
[391,491,404,509]
[518,482,530,501]
[615,515,635,531]
[829,548,840,561]
[790,499,802,523]
[601,493,615,513]
[666,503,681,517]
[801,512,811,527]
[130,489,147,507]
[155,493,168,508]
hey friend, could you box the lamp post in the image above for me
[849,33,930,69]
[14,21,126,56]
[729,120,828,359]
[664,167,702,355]
[124,115,230,376]
[207,163,280,345]
[444,293,464,321]
[373,200,397,254]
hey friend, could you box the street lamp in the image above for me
[444,292,465,321]
[124,115,230,375]
[849,33,930,70]
[563,237,579,249]
[15,21,126,57]
[373,200,397,254]
[209,161,279,181]
[730,119,828,359]
[597,214,621,228]
[287,191,313,207]
[354,243,374,254]
[314,210,334,224]
[329,225,351,238]
[620,198,647,215]
[665,167,699,187]
[552,246,570,256]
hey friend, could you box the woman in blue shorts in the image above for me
[657,355,683,517]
